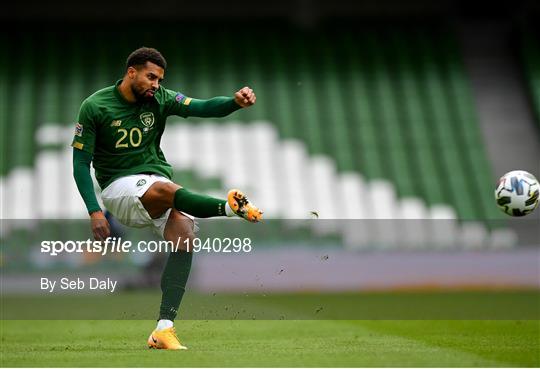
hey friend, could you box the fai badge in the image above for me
[140,112,155,128]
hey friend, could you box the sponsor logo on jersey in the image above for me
[111,119,122,127]
[140,112,155,128]
[136,179,147,187]
[74,123,83,137]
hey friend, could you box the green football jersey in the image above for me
[71,80,195,190]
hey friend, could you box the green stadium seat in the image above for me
[1,23,513,249]
[520,30,540,129]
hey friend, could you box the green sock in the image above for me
[159,250,193,321]
[174,188,227,217]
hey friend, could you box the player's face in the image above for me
[129,62,164,102]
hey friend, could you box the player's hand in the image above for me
[234,86,256,108]
[90,211,111,241]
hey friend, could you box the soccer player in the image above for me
[72,47,263,350]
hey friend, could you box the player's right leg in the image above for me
[100,175,193,350]
[148,210,194,350]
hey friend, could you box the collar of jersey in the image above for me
[114,79,135,105]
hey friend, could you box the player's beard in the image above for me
[131,84,155,103]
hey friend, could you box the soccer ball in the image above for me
[494,170,539,216]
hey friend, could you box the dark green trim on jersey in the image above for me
[72,148,101,214]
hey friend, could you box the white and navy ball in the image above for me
[494,170,539,217]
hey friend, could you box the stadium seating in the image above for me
[520,29,540,128]
[1,23,513,249]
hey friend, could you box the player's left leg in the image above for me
[148,210,194,350]
[140,181,263,222]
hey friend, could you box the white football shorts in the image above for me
[101,174,195,238]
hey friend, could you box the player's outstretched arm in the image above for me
[72,148,110,240]
[179,86,256,118]
[233,86,256,107]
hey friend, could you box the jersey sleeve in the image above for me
[163,88,192,118]
[71,100,98,154]
[163,87,241,118]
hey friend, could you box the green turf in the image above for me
[3,290,539,320]
[1,320,538,367]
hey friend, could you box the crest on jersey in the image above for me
[140,112,155,128]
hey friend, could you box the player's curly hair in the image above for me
[126,47,167,70]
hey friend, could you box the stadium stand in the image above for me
[520,28,540,128]
[1,23,514,249]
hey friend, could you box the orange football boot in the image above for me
[147,327,187,350]
[227,189,263,222]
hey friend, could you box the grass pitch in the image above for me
[1,319,539,367]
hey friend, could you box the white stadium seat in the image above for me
[0,122,516,249]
